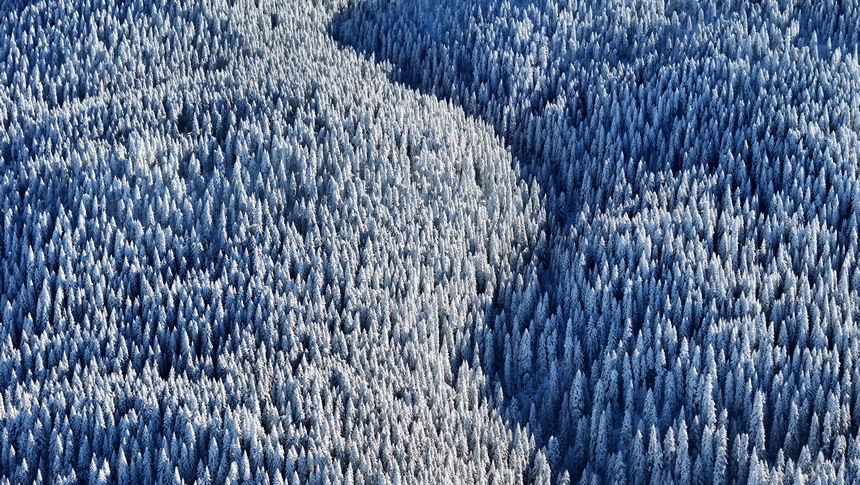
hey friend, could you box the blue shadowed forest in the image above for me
[1,0,860,484]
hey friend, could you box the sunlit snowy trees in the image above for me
[336,0,860,483]
[3,0,860,483]
[0,0,544,483]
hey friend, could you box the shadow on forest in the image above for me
[329,0,567,477]
[325,1,741,481]
[327,0,821,481]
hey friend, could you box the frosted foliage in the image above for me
[336,0,860,483]
[0,0,539,484]
[2,0,860,484]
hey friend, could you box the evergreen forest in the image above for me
[2,0,860,483]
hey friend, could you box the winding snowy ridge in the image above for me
[1,0,860,484]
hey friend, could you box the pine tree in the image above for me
[518,328,533,385]
[751,391,767,457]
[675,419,691,485]
[532,450,551,485]
[713,418,728,485]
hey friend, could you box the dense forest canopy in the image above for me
[1,0,860,483]
[335,0,860,482]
